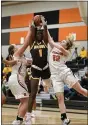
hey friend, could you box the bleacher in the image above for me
[66,57,88,74]
[6,91,88,110]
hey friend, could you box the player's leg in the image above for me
[1,91,6,106]
[12,97,29,125]
[25,73,36,117]
[25,78,39,125]
[31,99,36,117]
[72,81,88,97]
[51,72,70,125]
[8,74,29,125]
[64,70,88,97]
[42,67,51,93]
[56,91,70,125]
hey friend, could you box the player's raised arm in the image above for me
[14,19,36,57]
[3,59,17,66]
[47,30,69,56]
[41,16,48,44]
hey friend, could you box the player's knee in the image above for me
[20,97,29,104]
[56,92,64,101]
[31,92,37,99]
[2,94,6,105]
[79,87,85,95]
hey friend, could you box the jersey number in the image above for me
[53,55,60,61]
[39,49,42,57]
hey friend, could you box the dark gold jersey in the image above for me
[30,41,48,68]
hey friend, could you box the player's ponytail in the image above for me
[8,44,15,56]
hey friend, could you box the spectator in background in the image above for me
[64,86,78,101]
[3,64,12,82]
[80,47,87,58]
[3,55,12,82]
[74,47,78,59]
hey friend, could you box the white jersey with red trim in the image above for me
[11,55,27,77]
[49,47,70,73]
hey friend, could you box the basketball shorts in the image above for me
[31,66,51,79]
[8,73,29,99]
[51,68,78,93]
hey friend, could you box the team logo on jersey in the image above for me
[34,45,45,49]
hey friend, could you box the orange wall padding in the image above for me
[10,13,34,28]
[59,26,87,41]
[10,31,27,44]
[59,8,82,24]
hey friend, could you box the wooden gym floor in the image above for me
[2,104,87,125]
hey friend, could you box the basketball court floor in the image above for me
[2,104,87,125]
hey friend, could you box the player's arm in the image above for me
[47,31,69,56]
[3,59,17,66]
[26,58,33,66]
[14,21,35,57]
[59,46,69,56]
[41,16,48,44]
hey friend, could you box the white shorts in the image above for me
[8,73,29,99]
[51,68,78,93]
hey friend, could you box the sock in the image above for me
[16,115,23,121]
[32,110,35,113]
[61,113,67,121]
[26,112,31,117]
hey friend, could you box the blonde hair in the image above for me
[65,33,75,50]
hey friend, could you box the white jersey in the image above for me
[8,55,29,99]
[49,47,78,93]
[49,47,70,73]
[11,55,27,77]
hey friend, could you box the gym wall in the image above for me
[1,1,87,58]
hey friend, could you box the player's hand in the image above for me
[41,15,47,26]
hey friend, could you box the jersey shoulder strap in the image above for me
[30,41,36,50]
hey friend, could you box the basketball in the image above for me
[33,15,42,26]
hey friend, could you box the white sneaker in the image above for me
[24,112,32,125]
[31,110,36,118]
[12,120,23,125]
[62,118,71,125]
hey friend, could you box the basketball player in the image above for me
[24,15,51,124]
[47,32,88,125]
[3,44,32,125]
[25,65,36,118]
